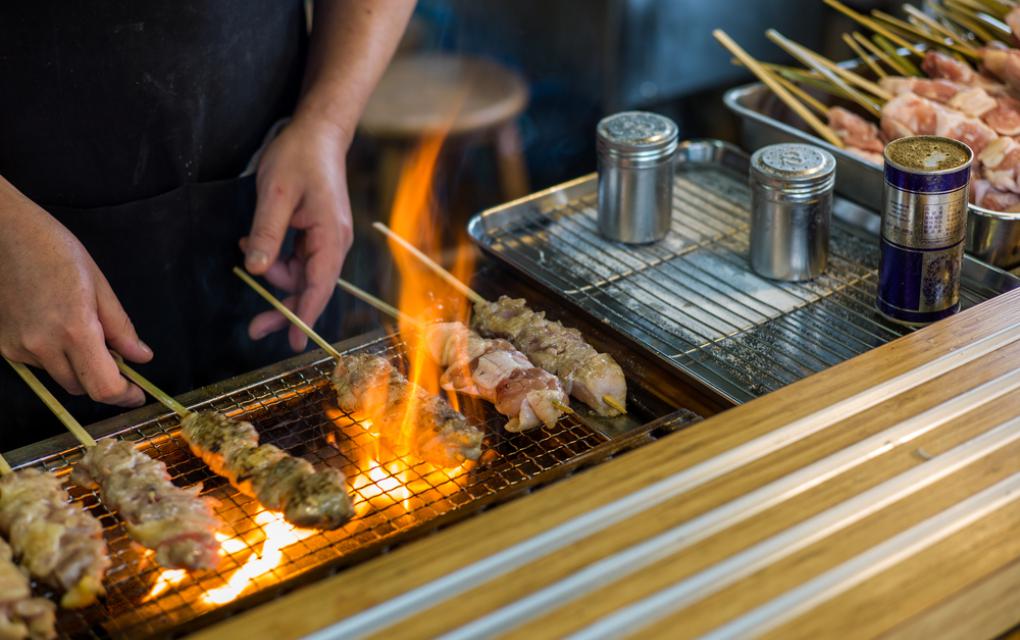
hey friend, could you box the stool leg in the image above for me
[494,122,529,200]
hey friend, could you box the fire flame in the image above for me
[144,512,315,605]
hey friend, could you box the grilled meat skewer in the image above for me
[332,354,484,467]
[0,470,109,608]
[0,539,56,640]
[472,296,627,417]
[72,440,221,571]
[180,412,354,529]
[424,322,569,432]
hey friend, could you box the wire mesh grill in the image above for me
[21,337,684,639]
[470,152,1008,403]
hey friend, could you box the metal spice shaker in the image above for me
[749,143,836,281]
[596,111,679,244]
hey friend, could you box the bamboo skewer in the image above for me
[904,4,976,49]
[842,33,888,78]
[873,33,923,76]
[232,267,343,360]
[371,222,627,416]
[874,9,981,58]
[767,30,892,101]
[765,30,884,117]
[371,222,485,305]
[713,29,844,147]
[852,31,913,76]
[112,356,191,419]
[5,357,98,449]
[772,74,828,116]
[335,278,575,416]
[935,2,1002,42]
[945,0,1013,37]
[824,0,925,57]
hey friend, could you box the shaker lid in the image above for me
[597,111,679,155]
[750,143,836,184]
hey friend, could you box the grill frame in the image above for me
[468,139,1020,404]
[9,332,700,639]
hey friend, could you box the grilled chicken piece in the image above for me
[332,354,483,466]
[0,539,55,640]
[472,296,627,417]
[424,322,570,432]
[0,470,109,608]
[180,412,354,529]
[72,440,221,571]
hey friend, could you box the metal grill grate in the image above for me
[469,140,1014,404]
[19,336,692,639]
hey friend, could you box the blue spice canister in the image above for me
[877,136,973,326]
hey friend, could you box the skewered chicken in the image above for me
[828,106,884,163]
[0,539,55,640]
[180,412,354,529]
[72,439,221,571]
[0,470,109,608]
[472,296,627,417]
[332,354,483,467]
[423,322,569,432]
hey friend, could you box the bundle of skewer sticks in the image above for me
[369,221,628,416]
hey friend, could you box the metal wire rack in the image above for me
[469,140,1016,404]
[19,336,694,639]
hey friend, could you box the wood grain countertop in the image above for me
[194,288,1020,640]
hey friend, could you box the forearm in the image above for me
[295,0,416,146]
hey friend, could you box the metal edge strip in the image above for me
[567,416,1020,640]
[438,366,1020,639]
[302,322,1020,640]
[703,471,1020,640]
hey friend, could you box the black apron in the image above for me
[0,1,339,449]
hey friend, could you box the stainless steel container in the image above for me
[724,77,1020,270]
[596,111,678,244]
[749,143,836,281]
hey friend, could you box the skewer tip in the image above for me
[603,395,628,415]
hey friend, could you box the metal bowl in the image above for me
[723,80,1020,270]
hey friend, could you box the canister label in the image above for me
[877,136,971,326]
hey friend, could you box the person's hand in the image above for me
[241,114,354,351]
[0,181,152,406]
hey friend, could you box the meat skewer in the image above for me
[7,359,222,571]
[0,538,56,640]
[232,268,483,468]
[115,357,355,529]
[371,222,629,417]
[336,278,572,432]
[2,359,111,608]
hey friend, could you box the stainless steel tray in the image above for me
[468,139,1020,404]
[724,79,1020,269]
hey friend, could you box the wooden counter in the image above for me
[196,288,1020,640]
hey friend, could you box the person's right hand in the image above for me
[0,178,152,407]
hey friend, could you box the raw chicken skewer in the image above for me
[3,361,115,609]
[233,268,483,468]
[115,356,354,529]
[6,357,221,571]
[336,278,572,432]
[0,538,56,640]
[372,222,629,417]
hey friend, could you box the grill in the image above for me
[468,139,1019,403]
[10,334,700,639]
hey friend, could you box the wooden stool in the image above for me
[360,53,530,216]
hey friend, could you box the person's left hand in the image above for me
[241,115,354,351]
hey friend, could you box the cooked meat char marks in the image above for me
[181,412,354,530]
[472,296,627,417]
[0,470,109,608]
[331,354,483,467]
[71,440,221,571]
[0,539,55,640]
[426,322,569,432]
